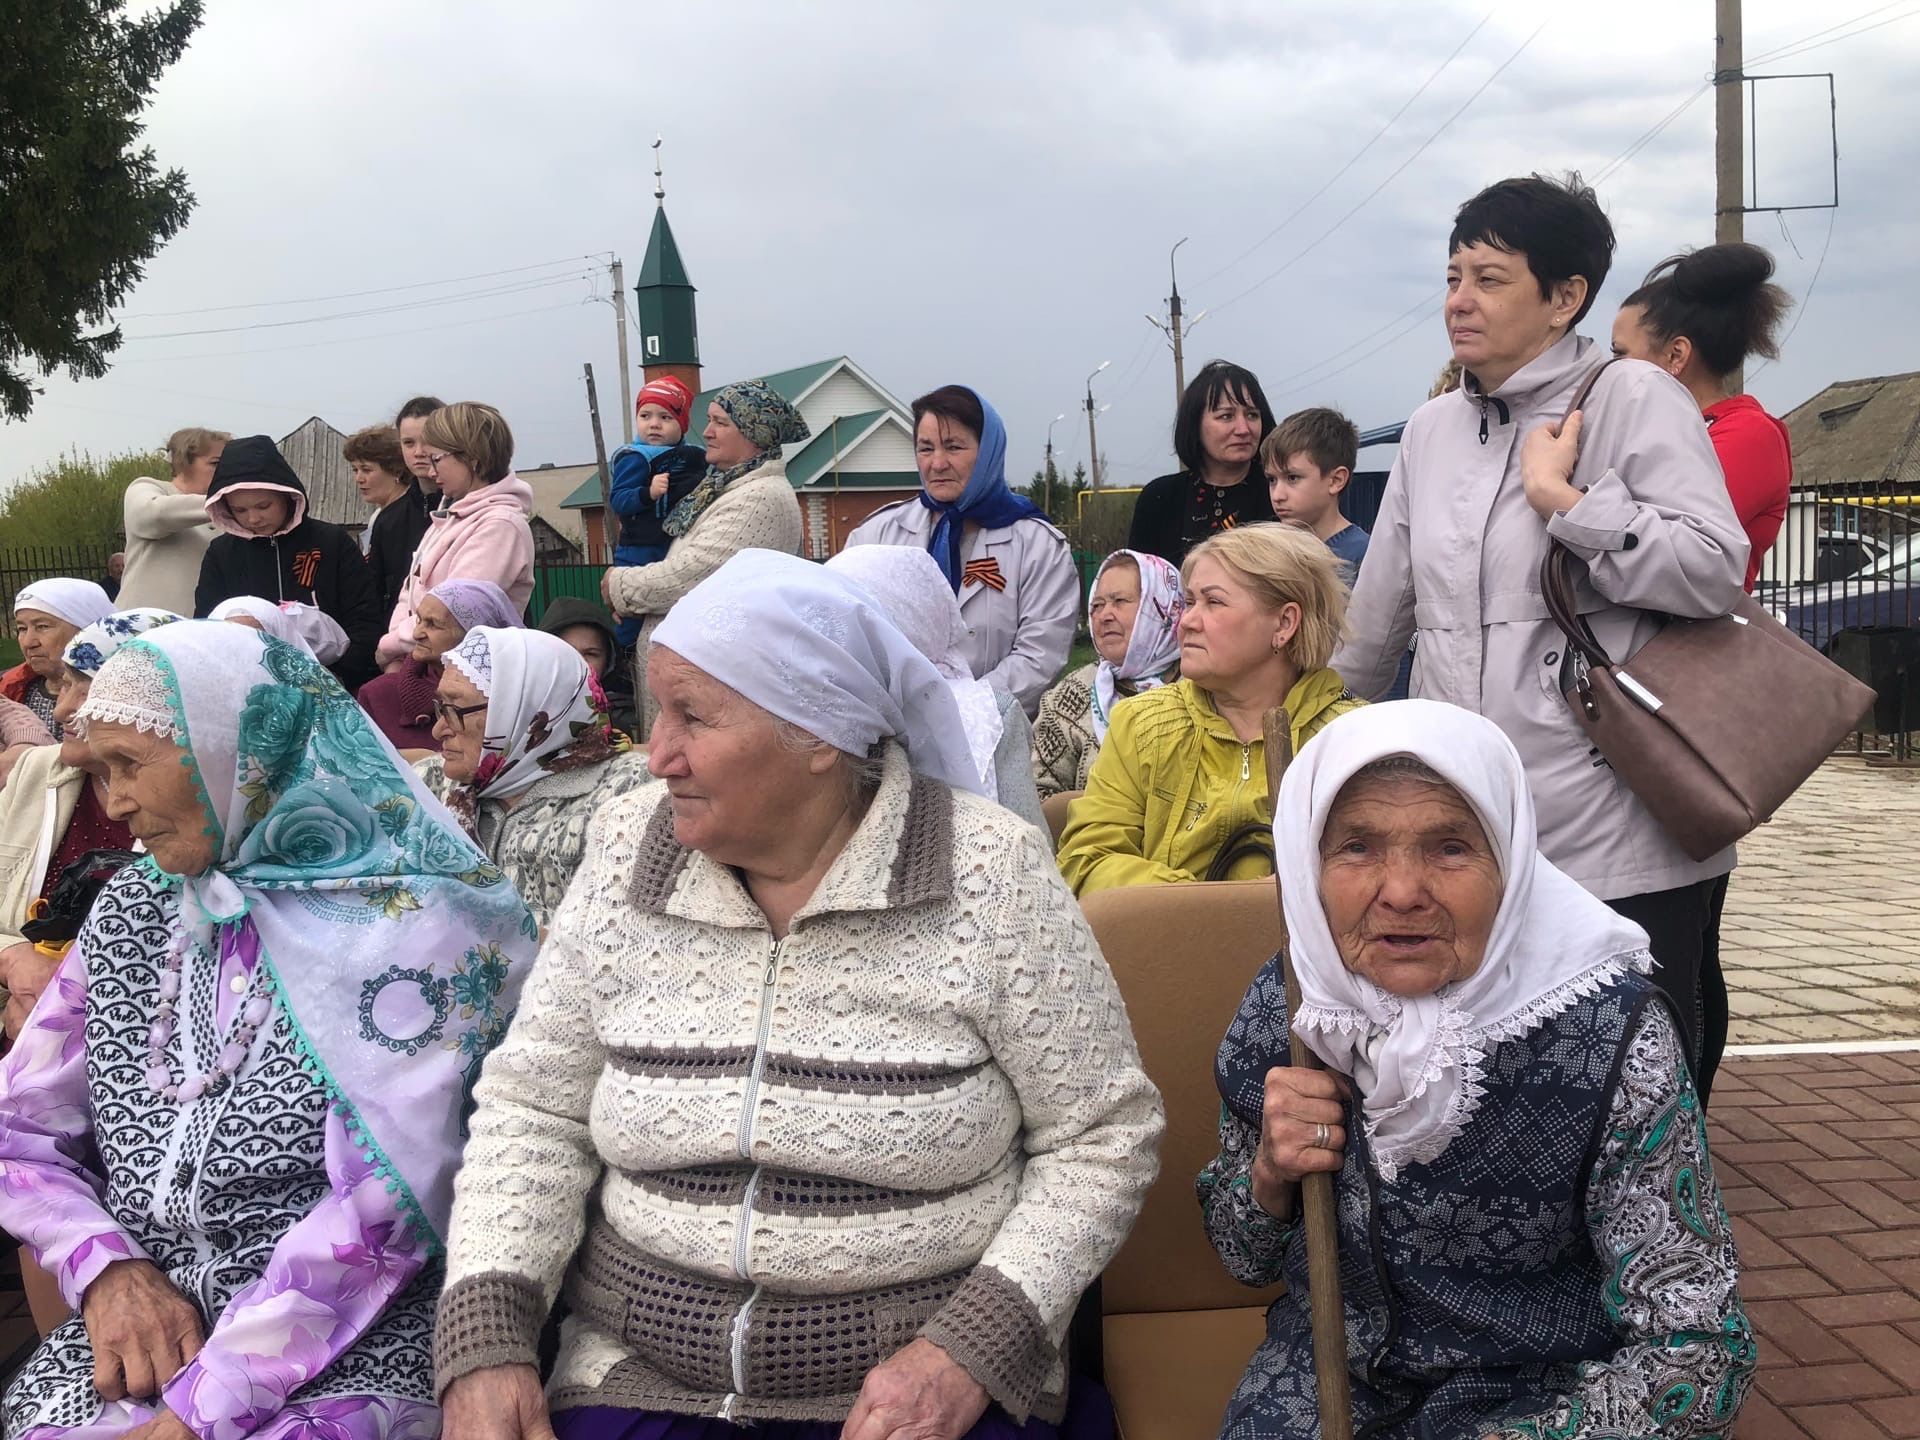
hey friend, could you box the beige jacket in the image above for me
[1330,334,1749,900]
[435,748,1161,1423]
[0,746,87,949]
[606,459,804,731]
[119,475,217,614]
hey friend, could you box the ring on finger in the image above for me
[1312,1121,1331,1149]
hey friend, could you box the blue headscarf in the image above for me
[915,387,1048,592]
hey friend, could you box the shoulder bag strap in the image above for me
[1538,356,1627,667]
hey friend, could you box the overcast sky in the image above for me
[4,0,1916,497]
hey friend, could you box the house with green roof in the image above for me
[561,353,920,561]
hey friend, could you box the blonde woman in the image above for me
[1057,523,1361,894]
[118,427,230,613]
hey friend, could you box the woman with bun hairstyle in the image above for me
[1613,242,1794,593]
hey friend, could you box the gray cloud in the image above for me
[4,0,1915,499]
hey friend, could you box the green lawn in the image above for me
[1067,638,1094,672]
[0,636,18,670]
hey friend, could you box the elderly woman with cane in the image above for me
[1200,701,1752,1439]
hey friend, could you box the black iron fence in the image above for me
[1757,482,1920,755]
[1,544,117,620]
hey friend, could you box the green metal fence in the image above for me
[529,563,610,622]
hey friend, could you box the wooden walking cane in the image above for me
[1263,707,1355,1440]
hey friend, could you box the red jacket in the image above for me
[1703,394,1791,592]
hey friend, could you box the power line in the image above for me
[1268,302,1443,402]
[119,254,609,319]
[1747,1,1913,63]
[1749,208,1838,379]
[108,299,591,366]
[1753,5,1919,64]
[1206,18,1550,317]
[122,272,592,340]
[1194,8,1496,289]
[1593,85,1711,185]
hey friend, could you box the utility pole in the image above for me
[1714,0,1745,391]
[610,257,633,442]
[1044,413,1067,517]
[1147,238,1206,406]
[1085,361,1110,491]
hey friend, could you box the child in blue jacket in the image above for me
[608,375,706,646]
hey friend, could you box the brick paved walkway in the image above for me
[1716,1047,1920,1439]
[1724,761,1920,1045]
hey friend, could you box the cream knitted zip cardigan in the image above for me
[435,746,1162,1424]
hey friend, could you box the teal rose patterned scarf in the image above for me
[77,622,538,1251]
[662,378,811,538]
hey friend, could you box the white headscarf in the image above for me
[441,626,623,818]
[1089,549,1184,742]
[208,596,349,664]
[13,578,114,630]
[651,548,985,797]
[1275,700,1653,1181]
[826,545,1004,793]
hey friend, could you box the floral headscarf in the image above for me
[61,608,183,679]
[76,621,538,1248]
[663,379,811,538]
[1089,549,1184,742]
[440,626,629,836]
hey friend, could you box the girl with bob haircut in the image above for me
[1126,361,1278,567]
[376,401,536,668]
[1612,242,1794,594]
[1056,521,1361,894]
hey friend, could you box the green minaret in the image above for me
[633,140,700,391]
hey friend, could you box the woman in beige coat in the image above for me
[603,378,807,734]
[1331,174,1749,1101]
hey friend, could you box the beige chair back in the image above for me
[1082,879,1289,1316]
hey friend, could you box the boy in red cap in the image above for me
[607,375,706,644]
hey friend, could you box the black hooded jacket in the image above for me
[193,435,384,690]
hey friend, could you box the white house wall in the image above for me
[838,422,916,475]
[798,370,897,433]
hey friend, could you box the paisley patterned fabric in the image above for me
[1198,963,1753,1439]
[1,865,441,1438]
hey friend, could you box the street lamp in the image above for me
[1044,413,1068,517]
[1084,360,1111,491]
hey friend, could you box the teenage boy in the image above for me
[1261,406,1368,577]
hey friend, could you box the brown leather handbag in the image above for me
[1539,364,1876,862]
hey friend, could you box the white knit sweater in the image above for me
[436,746,1162,1424]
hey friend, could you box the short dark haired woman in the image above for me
[1126,360,1277,567]
[1332,171,1752,1103]
[1613,242,1794,593]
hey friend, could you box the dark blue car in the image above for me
[1772,532,1920,653]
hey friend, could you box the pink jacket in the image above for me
[377,474,535,666]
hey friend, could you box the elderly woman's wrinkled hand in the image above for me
[82,1259,203,1401]
[840,1338,990,1440]
[441,1364,559,1440]
[0,940,59,1042]
[1252,1066,1349,1211]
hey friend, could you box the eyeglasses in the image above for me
[423,451,462,473]
[431,698,488,730]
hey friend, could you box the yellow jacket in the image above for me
[1056,672,1363,896]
